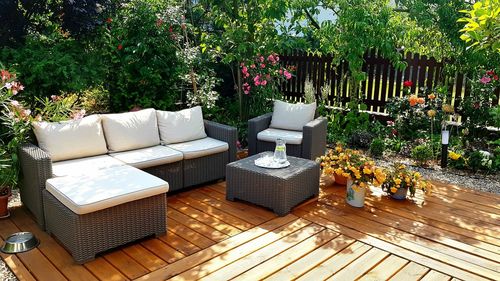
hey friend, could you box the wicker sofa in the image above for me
[248,100,327,160]
[20,105,237,229]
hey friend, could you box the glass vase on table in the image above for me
[273,138,287,164]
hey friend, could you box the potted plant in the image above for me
[0,150,15,218]
[382,163,433,200]
[318,143,361,185]
[343,158,387,207]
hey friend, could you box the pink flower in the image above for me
[284,70,292,80]
[243,83,251,95]
[156,18,164,27]
[261,80,267,86]
[70,109,86,120]
[10,100,20,107]
[278,69,283,75]
[260,63,266,69]
[241,66,248,75]
[387,121,395,126]
[1,69,12,82]
[236,140,242,149]
[51,95,59,101]
[253,75,261,86]
[480,76,491,84]
[259,56,264,62]
[250,64,256,69]
[266,74,271,80]
[267,55,275,63]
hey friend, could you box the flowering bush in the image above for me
[240,53,294,117]
[382,163,432,197]
[318,144,386,189]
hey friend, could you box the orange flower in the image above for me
[428,93,436,100]
[409,95,418,106]
[417,97,425,104]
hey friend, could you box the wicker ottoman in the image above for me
[44,165,168,264]
[226,153,320,216]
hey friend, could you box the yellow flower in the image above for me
[427,109,436,118]
[390,187,398,193]
[414,172,421,179]
[449,151,461,160]
[359,182,367,188]
[342,172,350,178]
[363,167,372,175]
[394,178,402,185]
[355,172,361,179]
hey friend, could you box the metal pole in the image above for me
[441,144,448,168]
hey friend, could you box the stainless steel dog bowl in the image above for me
[1,232,39,254]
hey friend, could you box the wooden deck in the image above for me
[1,179,499,281]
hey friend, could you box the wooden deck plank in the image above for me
[296,241,372,280]
[0,212,68,281]
[8,208,99,281]
[174,195,254,230]
[166,218,215,249]
[135,215,298,281]
[180,191,266,225]
[157,231,201,256]
[264,234,356,281]
[358,255,409,281]
[293,208,490,281]
[170,218,313,281]
[0,237,36,281]
[323,193,500,260]
[389,262,430,281]
[299,201,500,279]
[420,270,453,281]
[430,182,500,209]
[122,244,167,272]
[140,238,184,264]
[167,208,229,242]
[168,198,241,236]
[327,247,390,280]
[197,223,325,281]
[103,251,149,279]
[84,258,129,281]
[232,230,340,281]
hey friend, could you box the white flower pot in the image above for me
[346,179,366,207]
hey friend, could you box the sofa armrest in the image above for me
[302,117,327,160]
[204,120,238,163]
[18,143,53,229]
[248,112,273,156]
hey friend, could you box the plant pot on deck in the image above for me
[335,174,349,185]
[391,187,409,200]
[0,188,11,218]
[346,180,366,207]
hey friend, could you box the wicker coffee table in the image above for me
[226,153,320,216]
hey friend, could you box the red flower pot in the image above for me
[335,174,349,185]
[0,189,11,218]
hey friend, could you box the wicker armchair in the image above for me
[248,112,327,160]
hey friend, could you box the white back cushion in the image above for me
[156,106,207,144]
[33,115,108,162]
[101,108,160,152]
[270,100,316,131]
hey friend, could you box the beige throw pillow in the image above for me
[32,115,108,162]
[101,108,160,152]
[270,100,316,131]
[156,106,207,144]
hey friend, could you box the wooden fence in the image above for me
[280,50,499,114]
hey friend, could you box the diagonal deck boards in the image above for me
[1,180,499,281]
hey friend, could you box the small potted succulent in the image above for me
[382,163,433,200]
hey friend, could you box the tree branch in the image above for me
[304,9,321,30]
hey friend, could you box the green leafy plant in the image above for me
[458,0,500,54]
[467,150,493,172]
[411,144,434,166]
[348,130,374,149]
[370,138,385,157]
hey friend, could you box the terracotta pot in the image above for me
[0,189,11,218]
[335,174,349,185]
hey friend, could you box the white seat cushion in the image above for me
[270,100,316,131]
[52,155,126,177]
[156,106,207,144]
[257,128,303,145]
[32,115,108,162]
[101,108,160,152]
[110,145,183,169]
[166,137,228,160]
[46,165,169,215]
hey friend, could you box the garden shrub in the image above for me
[102,0,184,111]
[370,138,385,157]
[348,130,374,149]
[467,150,493,172]
[411,144,434,166]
